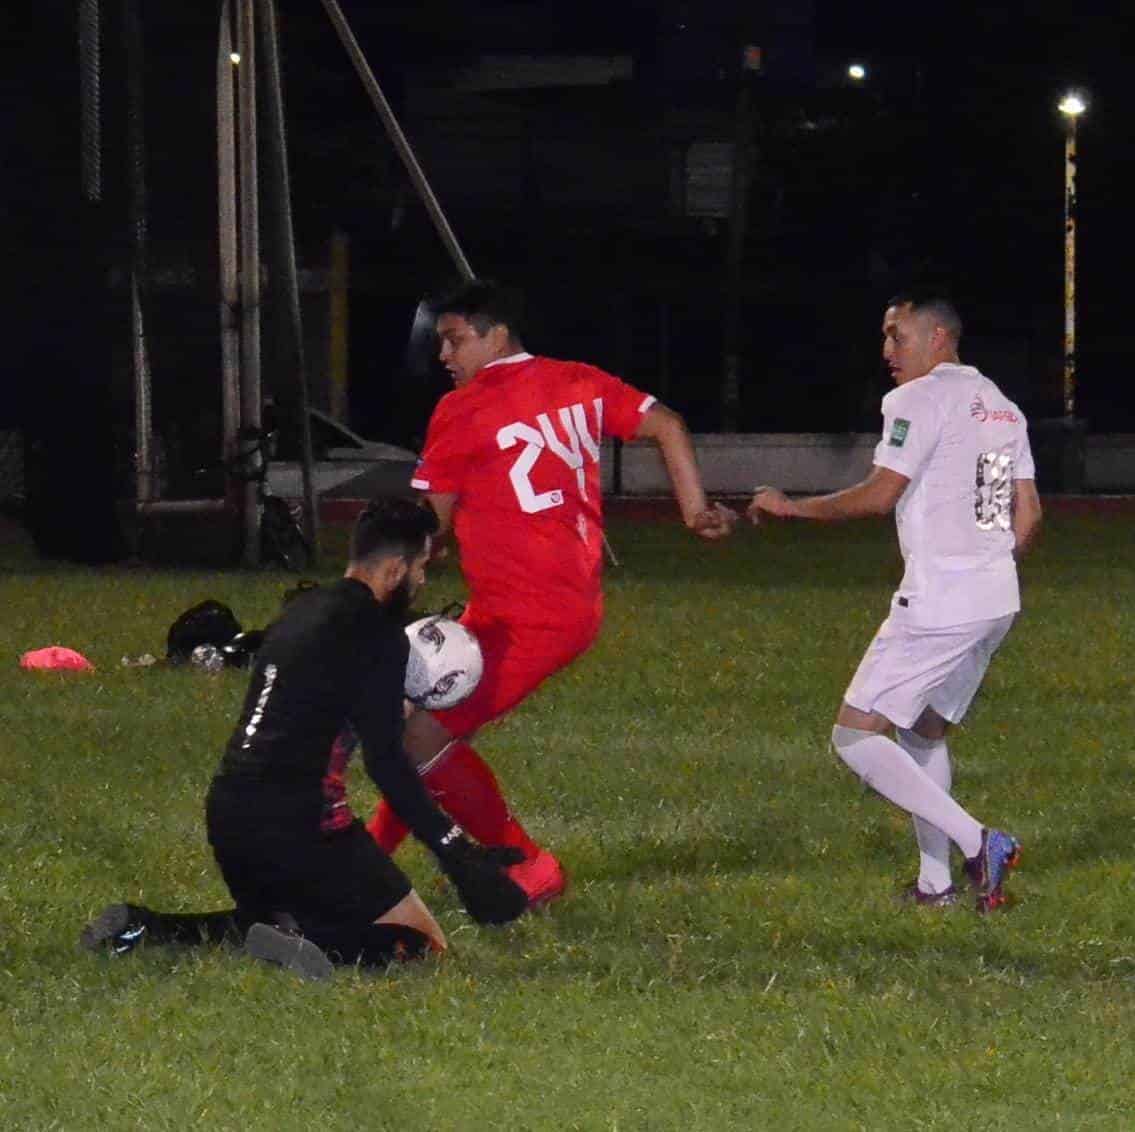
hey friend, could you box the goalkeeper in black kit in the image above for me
[81,498,528,979]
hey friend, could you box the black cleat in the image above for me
[80,903,154,955]
[899,883,959,908]
[245,922,333,981]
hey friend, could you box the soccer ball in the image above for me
[404,616,484,710]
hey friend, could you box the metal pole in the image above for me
[258,0,318,560]
[124,0,154,506]
[237,0,262,566]
[218,0,241,471]
[317,0,475,279]
[328,229,350,421]
[137,499,229,515]
[78,0,101,203]
[1062,113,1077,419]
[721,80,752,433]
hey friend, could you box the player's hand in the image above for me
[689,502,737,540]
[433,829,528,925]
[747,486,797,523]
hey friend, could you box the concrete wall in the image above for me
[1084,436,1135,492]
[601,434,1135,495]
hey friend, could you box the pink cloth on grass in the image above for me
[20,646,95,672]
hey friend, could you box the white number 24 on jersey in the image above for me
[496,399,603,513]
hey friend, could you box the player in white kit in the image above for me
[749,293,1042,912]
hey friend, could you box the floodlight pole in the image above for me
[1062,108,1078,420]
[1055,91,1087,492]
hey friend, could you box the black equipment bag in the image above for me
[166,600,243,664]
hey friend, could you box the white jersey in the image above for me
[873,362,1035,628]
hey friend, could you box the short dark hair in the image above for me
[349,496,438,566]
[888,290,964,343]
[433,279,525,340]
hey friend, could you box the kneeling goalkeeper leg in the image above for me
[80,904,245,954]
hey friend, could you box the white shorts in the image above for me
[843,608,1015,730]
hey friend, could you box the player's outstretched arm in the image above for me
[355,681,528,926]
[634,405,736,539]
[431,829,529,925]
[1011,478,1042,559]
[748,466,909,524]
[747,486,800,520]
[359,731,528,925]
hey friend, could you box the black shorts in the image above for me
[206,783,411,932]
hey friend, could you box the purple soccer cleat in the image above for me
[964,829,1021,913]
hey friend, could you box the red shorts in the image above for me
[433,605,600,739]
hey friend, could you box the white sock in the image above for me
[896,728,954,894]
[832,725,983,860]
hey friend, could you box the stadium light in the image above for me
[847,63,867,82]
[230,51,241,65]
[1058,92,1086,118]
[1058,90,1087,418]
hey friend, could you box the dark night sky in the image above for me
[5,1,1133,440]
[3,0,1130,560]
[325,1,1135,432]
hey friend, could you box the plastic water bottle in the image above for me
[190,644,226,674]
[120,653,158,668]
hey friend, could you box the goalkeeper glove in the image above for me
[432,825,528,925]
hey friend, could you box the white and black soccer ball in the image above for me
[404,616,484,710]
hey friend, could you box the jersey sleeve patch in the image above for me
[874,384,939,480]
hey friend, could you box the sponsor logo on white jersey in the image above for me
[970,395,1019,424]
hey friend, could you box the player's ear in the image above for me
[377,556,408,594]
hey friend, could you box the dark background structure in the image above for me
[4,1,1131,560]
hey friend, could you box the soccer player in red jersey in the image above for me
[368,280,736,906]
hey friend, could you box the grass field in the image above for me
[1,505,1134,1130]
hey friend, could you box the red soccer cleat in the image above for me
[507,849,567,908]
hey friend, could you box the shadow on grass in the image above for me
[508,875,1135,994]
[577,823,808,884]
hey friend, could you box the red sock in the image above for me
[367,802,409,854]
[367,741,540,859]
[425,742,540,856]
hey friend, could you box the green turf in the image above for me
[2,509,1134,1130]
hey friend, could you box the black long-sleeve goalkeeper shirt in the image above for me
[211,578,452,850]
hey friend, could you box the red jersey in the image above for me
[411,354,655,628]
